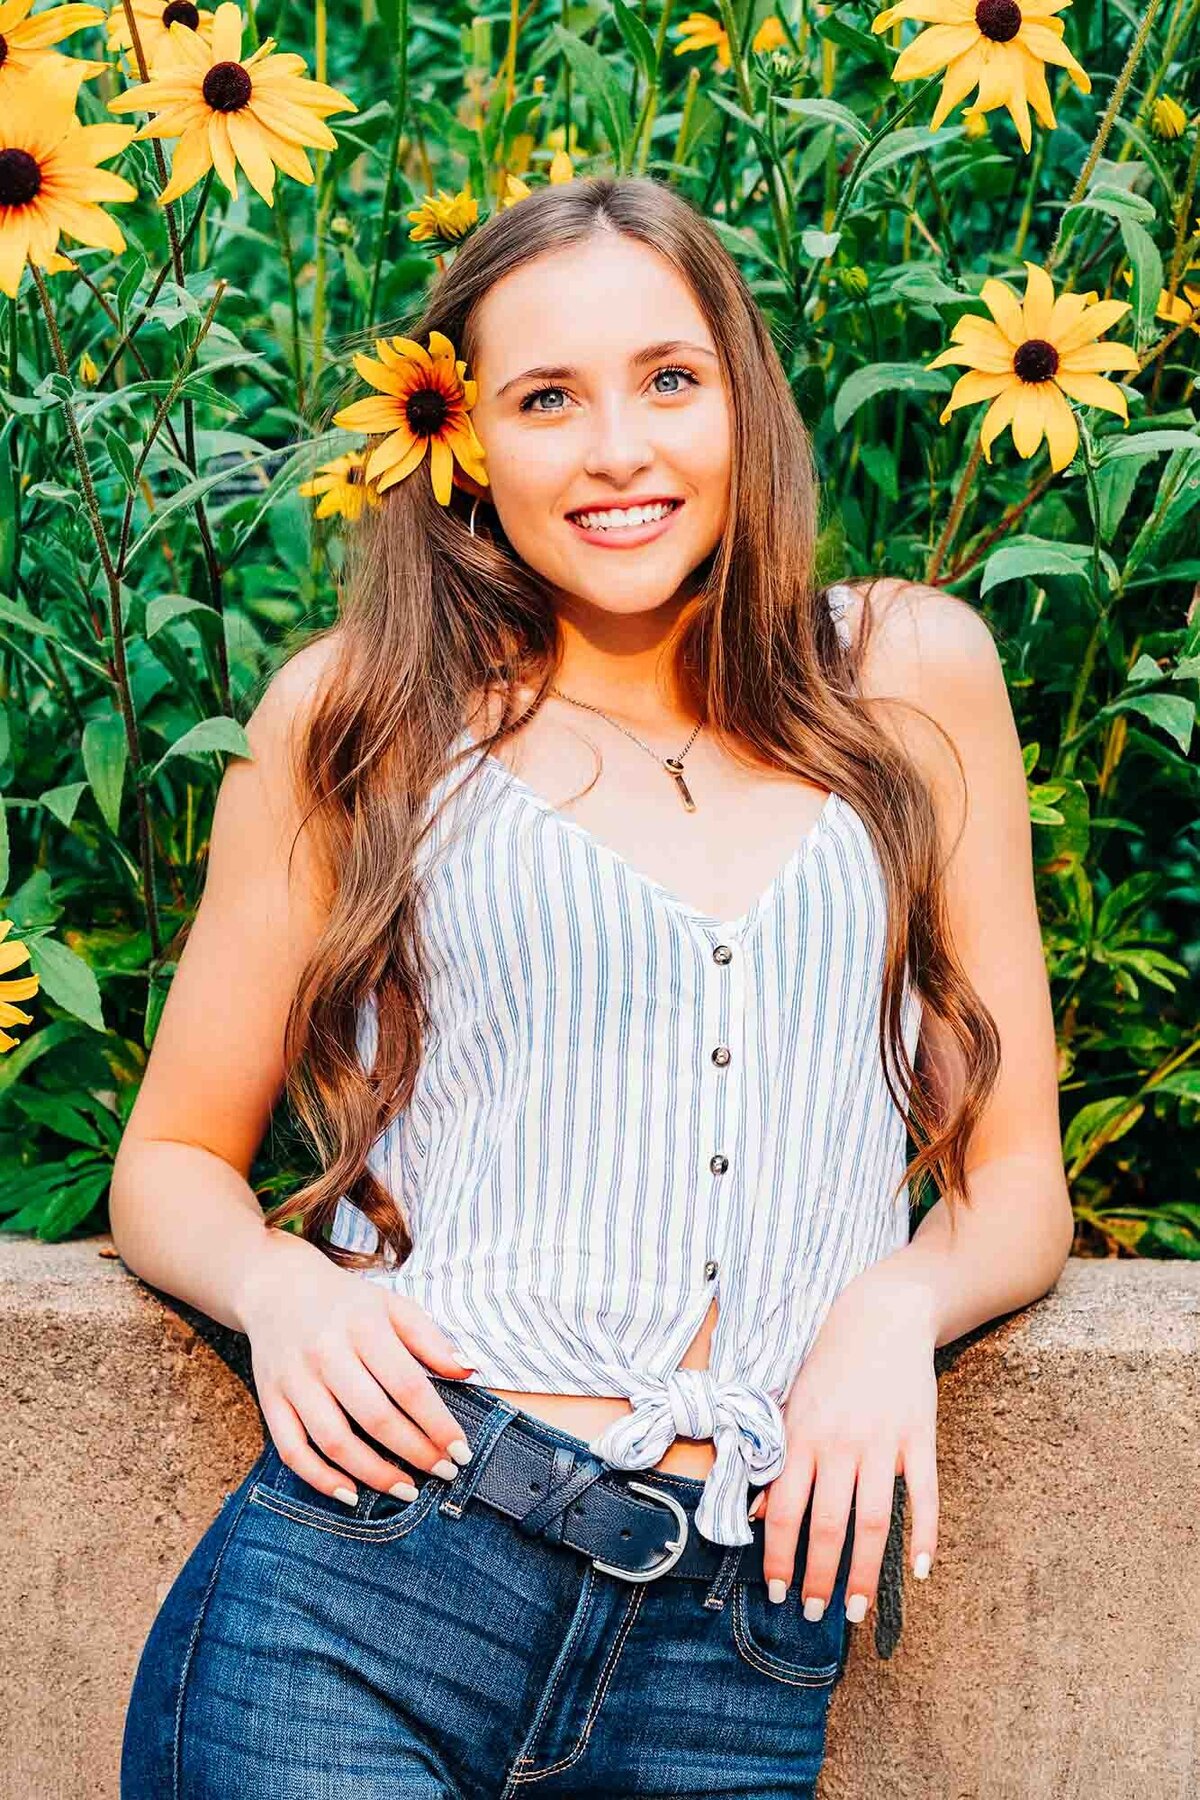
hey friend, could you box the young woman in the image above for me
[112,176,1074,1798]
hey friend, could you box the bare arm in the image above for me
[108,638,475,1502]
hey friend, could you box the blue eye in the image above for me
[518,364,699,414]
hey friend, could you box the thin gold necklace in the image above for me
[546,684,705,812]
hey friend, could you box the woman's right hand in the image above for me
[236,1229,478,1504]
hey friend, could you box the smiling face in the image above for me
[466,230,732,625]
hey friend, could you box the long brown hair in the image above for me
[262,174,1000,1271]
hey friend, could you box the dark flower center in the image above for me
[162,1,201,28]
[346,465,363,484]
[0,147,41,210]
[202,60,252,112]
[406,388,449,437]
[1013,338,1059,383]
[0,34,8,69]
[975,0,1022,41]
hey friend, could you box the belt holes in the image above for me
[620,1527,631,1539]
[529,1480,541,1492]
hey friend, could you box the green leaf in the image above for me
[82,712,127,835]
[854,126,960,192]
[801,227,842,258]
[1099,429,1200,462]
[1063,1094,1145,1167]
[979,537,1092,595]
[38,782,88,829]
[611,0,658,84]
[776,96,870,144]
[25,935,105,1033]
[144,593,222,638]
[1119,215,1164,342]
[148,715,252,777]
[832,362,951,433]
[859,441,899,501]
[1109,690,1194,754]
[549,24,631,167]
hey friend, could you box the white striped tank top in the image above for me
[330,585,924,1547]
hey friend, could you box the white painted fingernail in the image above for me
[433,1458,459,1481]
[803,1594,826,1621]
[389,1481,420,1501]
[914,1551,932,1579]
[845,1592,869,1622]
[447,1437,473,1465]
[333,1486,357,1507]
[767,1578,787,1603]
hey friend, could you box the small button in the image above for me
[711,1045,731,1067]
[710,1153,729,1175]
[704,1259,719,1280]
[712,943,733,964]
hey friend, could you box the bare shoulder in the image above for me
[836,575,1001,700]
[247,625,347,747]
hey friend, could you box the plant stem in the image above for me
[366,0,410,328]
[926,436,985,584]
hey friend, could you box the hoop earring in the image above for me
[468,496,481,538]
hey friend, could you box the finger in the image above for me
[761,1444,815,1597]
[315,1339,461,1482]
[261,1389,418,1505]
[900,1436,939,1579]
[286,1374,428,1501]
[840,1460,899,1623]
[386,1291,476,1379]
[357,1310,476,1467]
[748,1488,767,1521]
[799,1459,858,1616]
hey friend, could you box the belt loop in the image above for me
[702,1541,746,1610]
[439,1394,521,1520]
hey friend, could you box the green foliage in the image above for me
[0,0,1197,1250]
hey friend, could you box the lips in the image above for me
[565,498,685,548]
[565,496,683,521]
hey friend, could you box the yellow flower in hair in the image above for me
[930,262,1139,473]
[0,917,39,1053]
[332,330,488,505]
[298,451,381,521]
[673,12,731,72]
[872,0,1091,154]
[406,186,479,245]
[107,1,356,207]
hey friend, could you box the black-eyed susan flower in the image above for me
[107,1,355,207]
[872,0,1090,154]
[0,63,137,300]
[298,451,381,522]
[0,918,39,1053]
[673,12,731,71]
[406,186,478,246]
[332,331,488,505]
[104,0,216,74]
[0,0,107,106]
[1150,95,1188,141]
[1157,280,1200,334]
[929,262,1140,473]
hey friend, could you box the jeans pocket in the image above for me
[729,1577,849,1688]
[247,1446,442,1542]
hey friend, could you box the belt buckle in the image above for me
[592,1480,689,1583]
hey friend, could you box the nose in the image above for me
[582,391,654,483]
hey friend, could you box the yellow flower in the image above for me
[1150,95,1188,141]
[332,330,488,506]
[0,63,137,300]
[77,348,99,383]
[298,451,381,522]
[930,262,1140,473]
[406,187,478,245]
[673,12,730,73]
[752,15,787,52]
[548,147,574,183]
[0,917,39,1054]
[105,0,216,74]
[500,170,531,208]
[107,2,355,207]
[962,105,988,138]
[1120,262,1200,335]
[0,0,108,107]
[872,0,1091,154]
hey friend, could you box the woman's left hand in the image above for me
[750,1258,941,1619]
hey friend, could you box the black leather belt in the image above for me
[418,1375,856,1588]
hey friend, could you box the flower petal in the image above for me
[979,277,1025,344]
[1041,383,1079,471]
[1054,371,1130,418]
[1021,261,1056,340]
[1054,298,1132,353]
[979,384,1019,461]
[1010,385,1046,459]
[893,22,980,80]
[1057,340,1140,374]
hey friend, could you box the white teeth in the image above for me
[572,501,678,531]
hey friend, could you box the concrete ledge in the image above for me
[3,1239,1198,1798]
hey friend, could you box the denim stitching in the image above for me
[503,1582,646,1786]
[170,1453,268,1800]
[499,1564,599,1795]
[247,1477,440,1542]
[729,1583,841,1688]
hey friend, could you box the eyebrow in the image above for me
[493,340,719,400]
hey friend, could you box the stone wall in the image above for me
[3,1238,1197,1798]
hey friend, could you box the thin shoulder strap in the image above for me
[824,583,854,650]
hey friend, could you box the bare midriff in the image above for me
[479,1296,720,1482]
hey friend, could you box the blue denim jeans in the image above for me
[121,1396,855,1799]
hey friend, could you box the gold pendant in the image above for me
[664,756,696,812]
